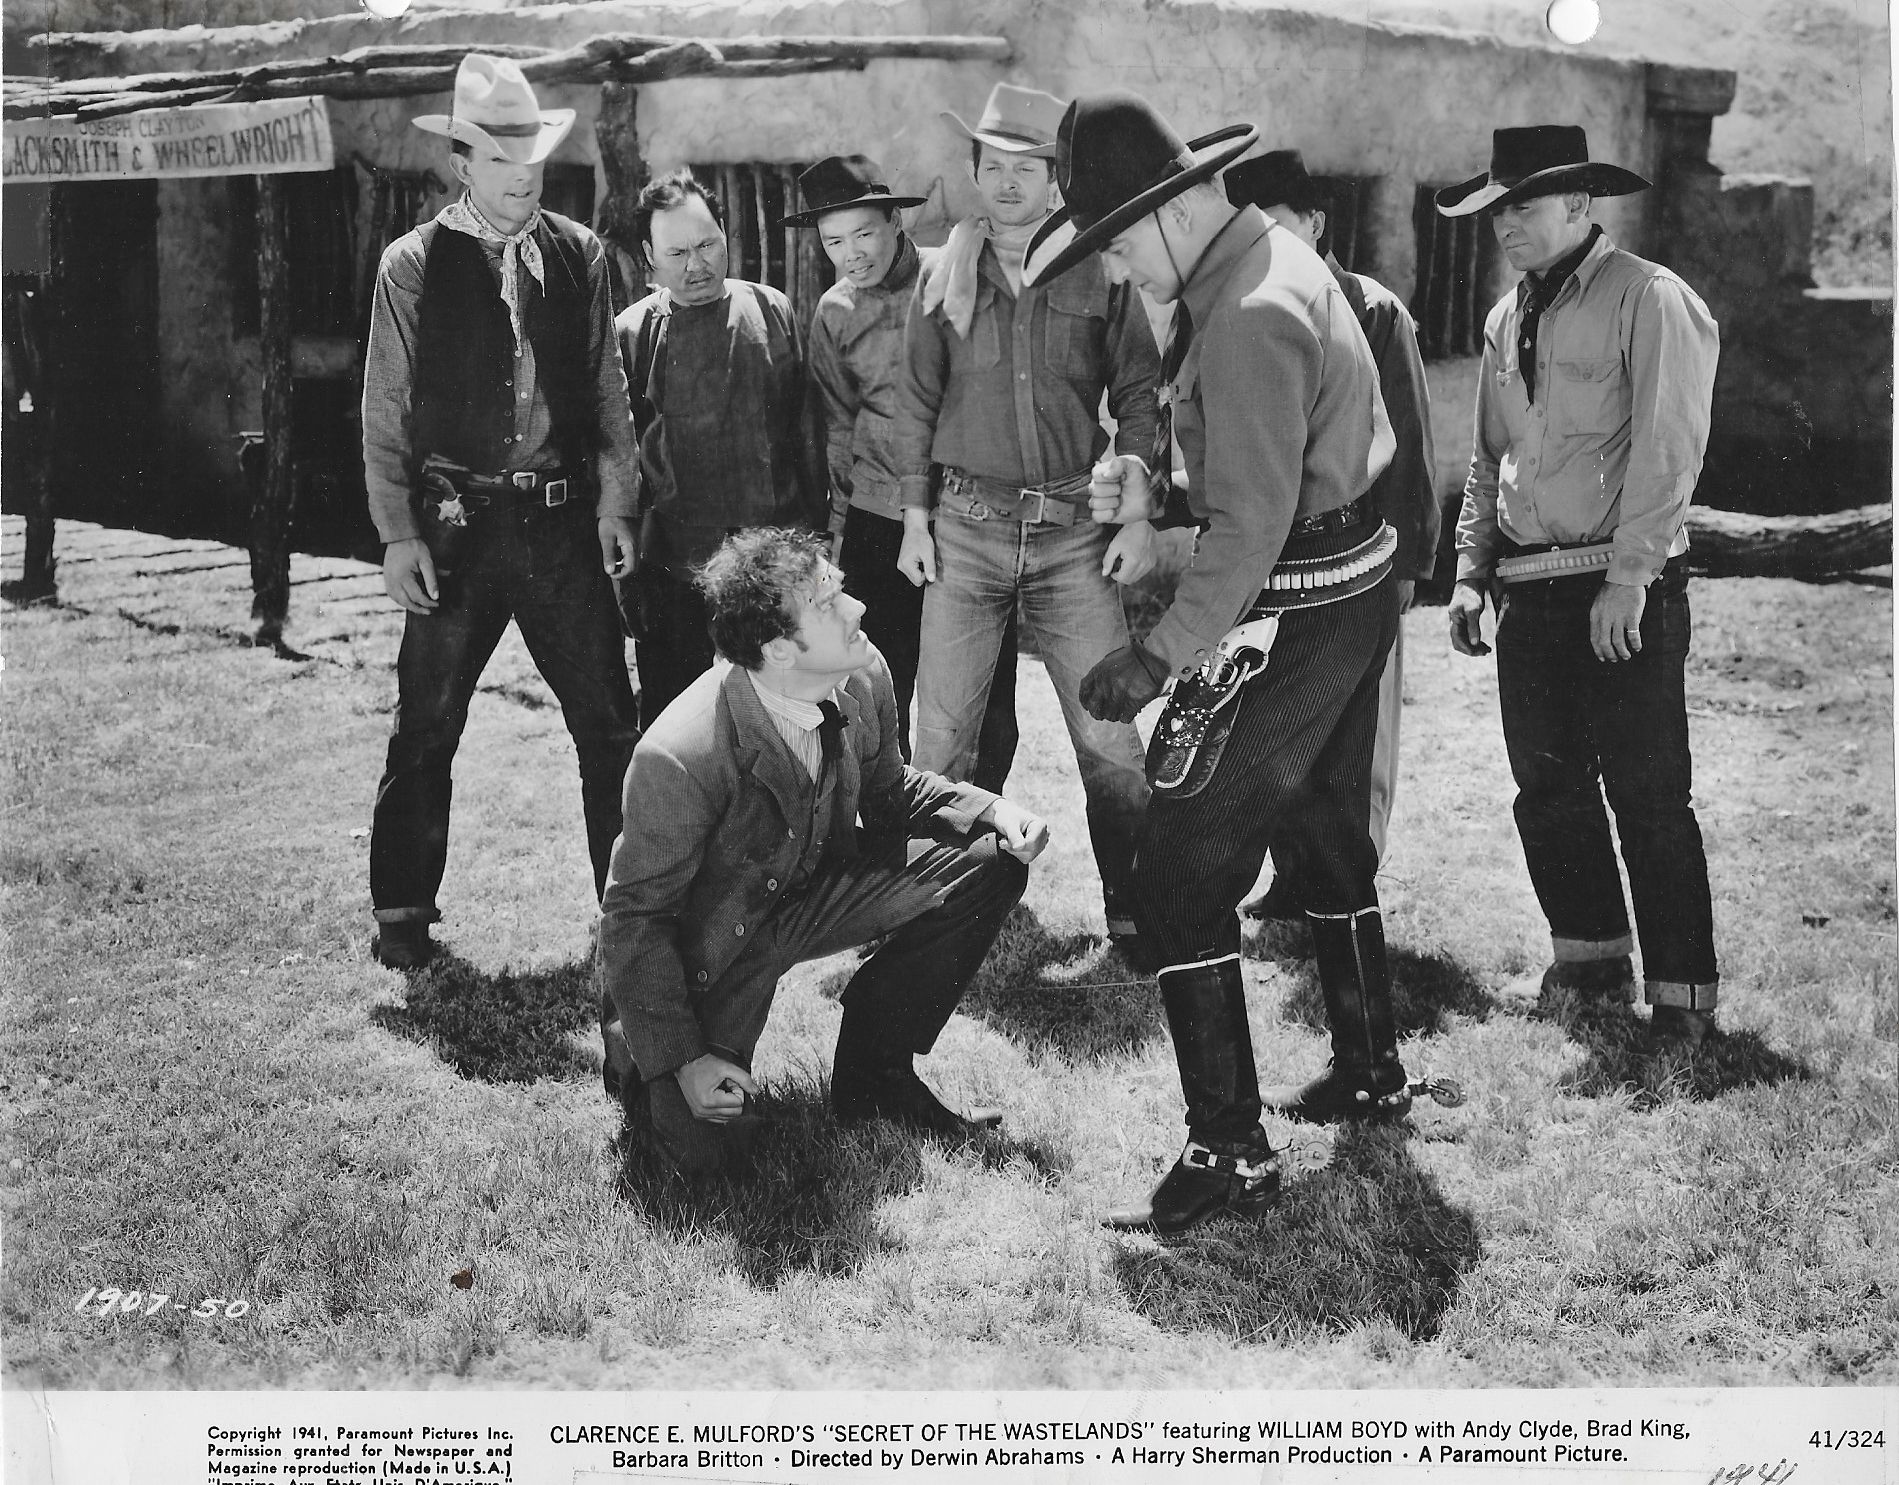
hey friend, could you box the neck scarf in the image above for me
[920,212,1049,337]
[438,193,545,352]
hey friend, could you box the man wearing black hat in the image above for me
[1225,151,1438,935]
[1437,126,1722,1046]
[788,154,1016,780]
[1024,93,1403,1233]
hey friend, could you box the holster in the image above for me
[1145,616,1280,796]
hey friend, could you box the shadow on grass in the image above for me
[1529,1000,1812,1107]
[1111,1123,1481,1342]
[959,906,1166,1061]
[614,1077,1063,1289]
[1264,934,1495,1042]
[371,951,595,1084]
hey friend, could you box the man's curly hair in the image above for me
[696,527,828,671]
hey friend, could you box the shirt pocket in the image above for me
[1043,274,1109,380]
[1552,357,1628,437]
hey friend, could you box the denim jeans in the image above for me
[1494,563,1718,993]
[839,505,1019,789]
[370,496,639,923]
[914,501,1150,917]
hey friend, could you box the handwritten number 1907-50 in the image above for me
[73,1286,249,1318]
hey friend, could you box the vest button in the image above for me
[695,970,707,983]
[734,923,745,936]
[766,878,778,891]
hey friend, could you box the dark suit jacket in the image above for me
[598,649,997,1079]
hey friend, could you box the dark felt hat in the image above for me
[1020,91,1256,288]
[782,154,927,228]
[1224,149,1329,211]
[1436,125,1650,217]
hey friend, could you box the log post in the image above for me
[250,172,296,646]
[3,209,57,602]
[593,80,650,309]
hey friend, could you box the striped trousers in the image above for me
[1131,575,1400,967]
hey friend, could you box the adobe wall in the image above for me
[27,0,1662,517]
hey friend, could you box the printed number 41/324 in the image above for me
[74,1286,250,1319]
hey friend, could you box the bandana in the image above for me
[437,193,545,352]
[920,212,1049,337]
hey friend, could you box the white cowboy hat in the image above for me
[413,54,574,165]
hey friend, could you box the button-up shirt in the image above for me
[616,279,825,570]
[892,242,1160,506]
[1145,208,1393,678]
[1329,254,1438,582]
[806,234,925,525]
[361,216,637,544]
[1457,229,1721,588]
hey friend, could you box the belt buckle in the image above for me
[543,477,569,509]
[510,471,535,492]
[1021,488,1048,525]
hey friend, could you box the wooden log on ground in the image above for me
[1682,503,1893,578]
[249,174,296,646]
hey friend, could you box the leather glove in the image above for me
[1080,642,1170,723]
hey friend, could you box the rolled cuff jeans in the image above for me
[1494,562,1718,994]
[913,503,1150,920]
[370,497,639,924]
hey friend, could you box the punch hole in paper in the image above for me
[1546,0,1602,45]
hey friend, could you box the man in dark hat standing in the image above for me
[1225,151,1438,933]
[1024,93,1404,1233]
[1437,126,1722,1045]
[362,55,641,969]
[788,154,1015,781]
[893,83,1161,961]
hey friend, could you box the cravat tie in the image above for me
[1150,302,1194,508]
[817,699,845,777]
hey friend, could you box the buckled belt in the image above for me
[942,467,1091,526]
[1244,522,1397,615]
[1286,494,1368,538]
[1494,540,1614,584]
[449,468,574,509]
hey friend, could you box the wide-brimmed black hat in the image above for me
[782,154,927,228]
[1436,125,1650,217]
[1224,149,1330,212]
[1021,91,1256,288]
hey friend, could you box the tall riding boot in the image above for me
[1106,956,1279,1234]
[1265,907,1411,1123]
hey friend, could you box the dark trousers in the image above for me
[1133,574,1400,971]
[371,498,639,922]
[838,505,1020,790]
[632,566,716,732]
[1495,564,1717,987]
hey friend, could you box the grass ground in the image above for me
[2,551,1894,1389]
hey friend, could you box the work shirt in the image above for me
[361,216,637,545]
[1329,255,1439,582]
[616,279,825,570]
[807,234,926,525]
[1145,208,1393,679]
[892,243,1160,506]
[1457,230,1720,588]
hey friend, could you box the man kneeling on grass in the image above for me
[597,527,1050,1175]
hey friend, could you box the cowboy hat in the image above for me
[782,154,928,228]
[940,82,1066,158]
[1021,91,1256,288]
[1436,125,1649,217]
[1225,148,1331,213]
[413,54,574,165]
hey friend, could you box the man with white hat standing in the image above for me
[362,54,641,969]
[892,83,1160,963]
[1025,92,1402,1233]
[1438,126,1722,1046]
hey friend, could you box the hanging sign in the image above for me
[3,95,333,183]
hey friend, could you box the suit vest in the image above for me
[411,211,593,474]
